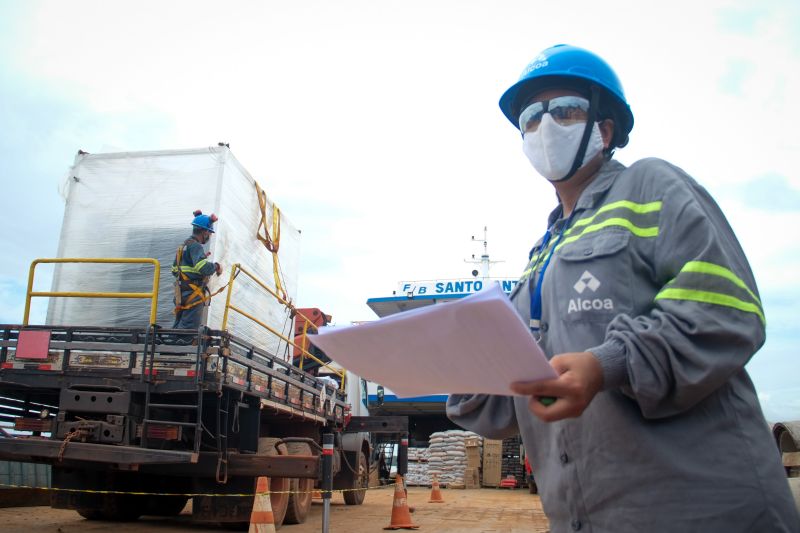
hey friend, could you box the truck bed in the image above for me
[0,324,346,472]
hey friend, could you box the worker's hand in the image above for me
[510,351,604,422]
[215,262,222,276]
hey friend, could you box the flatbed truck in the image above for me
[0,263,407,526]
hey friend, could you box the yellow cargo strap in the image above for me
[255,181,288,302]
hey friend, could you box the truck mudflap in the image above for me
[0,434,197,465]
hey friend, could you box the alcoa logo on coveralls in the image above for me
[568,270,614,313]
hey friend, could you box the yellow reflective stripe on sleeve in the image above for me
[179,265,201,274]
[194,258,209,270]
[678,261,761,307]
[556,218,659,252]
[655,288,765,324]
[568,200,662,232]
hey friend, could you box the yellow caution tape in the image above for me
[0,481,398,498]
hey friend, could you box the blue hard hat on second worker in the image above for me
[499,44,634,148]
[191,210,217,233]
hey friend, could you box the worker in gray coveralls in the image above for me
[446,44,799,532]
[171,210,223,330]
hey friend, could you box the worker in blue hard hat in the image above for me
[448,44,799,532]
[171,210,223,330]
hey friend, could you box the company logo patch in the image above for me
[568,271,613,314]
[573,271,601,293]
[521,53,550,76]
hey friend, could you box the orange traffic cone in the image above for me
[249,476,276,533]
[384,475,419,530]
[428,474,444,503]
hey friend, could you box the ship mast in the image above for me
[466,226,503,281]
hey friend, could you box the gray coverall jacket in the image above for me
[447,158,799,533]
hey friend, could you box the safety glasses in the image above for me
[518,96,590,134]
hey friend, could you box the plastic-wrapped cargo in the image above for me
[46,146,300,356]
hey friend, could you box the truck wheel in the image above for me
[145,495,189,516]
[75,494,142,521]
[343,451,368,506]
[76,508,103,520]
[258,437,290,528]
[284,442,314,524]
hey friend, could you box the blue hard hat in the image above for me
[499,44,634,148]
[191,210,217,233]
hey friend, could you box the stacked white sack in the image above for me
[425,430,483,486]
[404,447,430,486]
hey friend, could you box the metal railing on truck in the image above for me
[18,257,342,399]
[221,262,346,389]
[22,258,161,327]
[16,256,343,405]
[3,257,348,461]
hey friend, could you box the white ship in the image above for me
[364,228,518,437]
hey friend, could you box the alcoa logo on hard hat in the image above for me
[521,52,550,77]
[568,270,613,314]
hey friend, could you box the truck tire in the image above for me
[76,494,142,521]
[284,442,314,524]
[343,451,368,506]
[145,495,189,516]
[76,508,103,520]
[258,437,290,528]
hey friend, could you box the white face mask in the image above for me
[522,114,604,181]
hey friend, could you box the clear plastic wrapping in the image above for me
[46,146,300,356]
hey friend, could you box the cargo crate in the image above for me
[46,146,300,355]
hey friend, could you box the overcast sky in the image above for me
[0,0,798,421]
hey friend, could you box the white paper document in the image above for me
[308,283,556,398]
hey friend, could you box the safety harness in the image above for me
[172,238,226,315]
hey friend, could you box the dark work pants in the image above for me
[172,291,204,329]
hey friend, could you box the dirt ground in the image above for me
[0,486,550,533]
